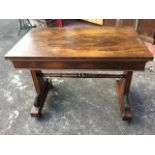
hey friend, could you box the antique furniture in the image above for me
[5,27,153,121]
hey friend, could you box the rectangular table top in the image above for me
[5,27,153,62]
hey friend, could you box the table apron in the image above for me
[12,60,147,70]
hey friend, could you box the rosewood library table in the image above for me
[5,27,153,121]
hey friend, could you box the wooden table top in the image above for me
[5,27,153,61]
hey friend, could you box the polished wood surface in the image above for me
[5,27,153,61]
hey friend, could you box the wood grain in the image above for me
[5,27,153,61]
[12,60,146,70]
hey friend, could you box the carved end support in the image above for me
[115,79,133,122]
[30,79,52,117]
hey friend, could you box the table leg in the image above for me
[30,70,53,117]
[115,71,133,121]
